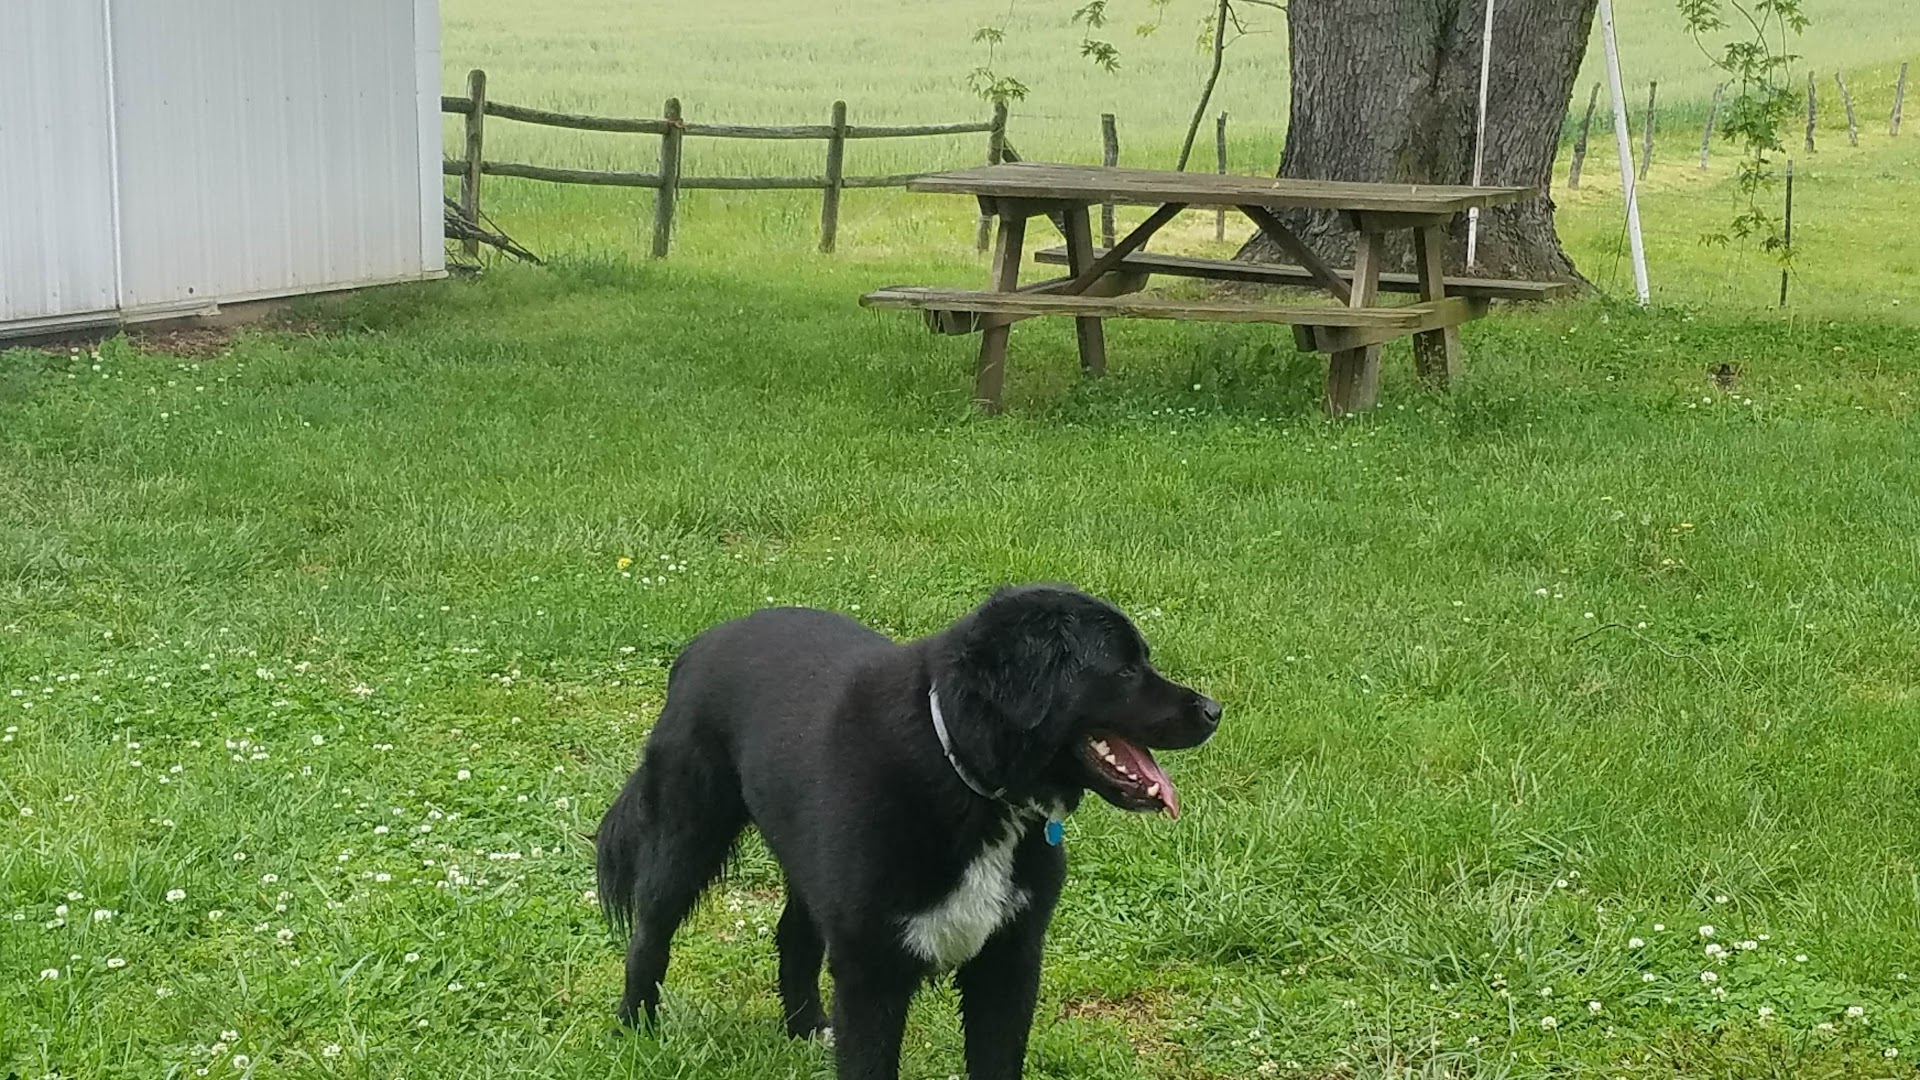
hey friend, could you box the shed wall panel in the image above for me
[0,0,120,323]
[109,0,431,312]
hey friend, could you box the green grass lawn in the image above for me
[5,246,1920,1076]
[7,8,1920,1079]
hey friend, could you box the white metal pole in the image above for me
[1598,0,1650,305]
[1467,0,1495,267]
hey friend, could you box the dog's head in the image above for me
[936,584,1221,817]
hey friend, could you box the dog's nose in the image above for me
[1198,695,1223,726]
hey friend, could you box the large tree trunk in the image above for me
[1242,0,1598,284]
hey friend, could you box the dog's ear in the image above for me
[958,587,1087,730]
[941,587,1090,789]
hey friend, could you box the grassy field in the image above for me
[441,0,1920,173]
[6,4,1920,1080]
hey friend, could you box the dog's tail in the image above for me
[594,729,748,942]
[594,776,650,938]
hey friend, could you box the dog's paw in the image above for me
[813,1026,835,1049]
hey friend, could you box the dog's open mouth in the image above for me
[1078,734,1180,818]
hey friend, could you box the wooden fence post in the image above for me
[1894,63,1909,136]
[1780,159,1794,306]
[1836,73,1859,147]
[977,100,1008,253]
[1568,82,1598,189]
[1700,82,1723,169]
[1100,113,1119,248]
[1805,72,1817,153]
[653,97,683,259]
[1215,112,1228,242]
[1638,80,1657,181]
[461,69,488,257]
[819,100,848,253]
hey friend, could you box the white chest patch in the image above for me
[901,818,1032,970]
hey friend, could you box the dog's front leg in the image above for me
[955,887,1059,1079]
[828,955,919,1080]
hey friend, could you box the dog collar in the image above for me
[928,687,1066,846]
[928,686,1007,801]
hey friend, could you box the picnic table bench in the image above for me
[860,162,1570,415]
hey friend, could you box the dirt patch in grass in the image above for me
[1057,989,1227,1079]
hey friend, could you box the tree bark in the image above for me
[1241,0,1599,285]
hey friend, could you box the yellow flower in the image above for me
[616,556,633,571]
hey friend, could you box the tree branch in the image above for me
[1177,0,1232,170]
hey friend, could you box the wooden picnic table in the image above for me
[861,162,1565,415]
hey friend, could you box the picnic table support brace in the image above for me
[1236,205,1353,305]
[1411,225,1464,385]
[1059,208,1109,376]
[1325,230,1386,415]
[1066,203,1185,294]
[975,214,1028,411]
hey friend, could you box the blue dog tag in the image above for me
[1044,819,1065,846]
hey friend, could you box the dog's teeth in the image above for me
[1092,740,1110,756]
[1102,753,1118,765]
[1146,783,1160,797]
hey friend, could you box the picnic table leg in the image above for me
[1325,229,1386,415]
[1411,225,1464,386]
[974,212,1028,412]
[1059,205,1109,377]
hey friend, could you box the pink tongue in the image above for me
[1106,736,1180,819]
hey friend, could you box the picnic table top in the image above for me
[909,162,1535,214]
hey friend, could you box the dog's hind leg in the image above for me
[596,737,746,1028]
[776,890,828,1038]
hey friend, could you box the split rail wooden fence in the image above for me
[443,69,1009,258]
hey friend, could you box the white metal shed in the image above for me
[0,0,446,338]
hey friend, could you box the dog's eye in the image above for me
[1114,665,1139,680]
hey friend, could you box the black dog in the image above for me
[595,584,1221,1080]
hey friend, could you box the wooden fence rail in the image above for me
[443,69,1008,257]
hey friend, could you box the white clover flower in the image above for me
[1758,1007,1775,1019]
[106,957,126,969]
[404,952,420,963]
[456,769,471,781]
[1539,1016,1558,1030]
[1588,1000,1602,1014]
[322,1044,341,1058]
[1629,937,1645,948]
[39,968,60,980]
[1698,925,1715,938]
[1847,1005,1865,1019]
[1700,971,1719,984]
